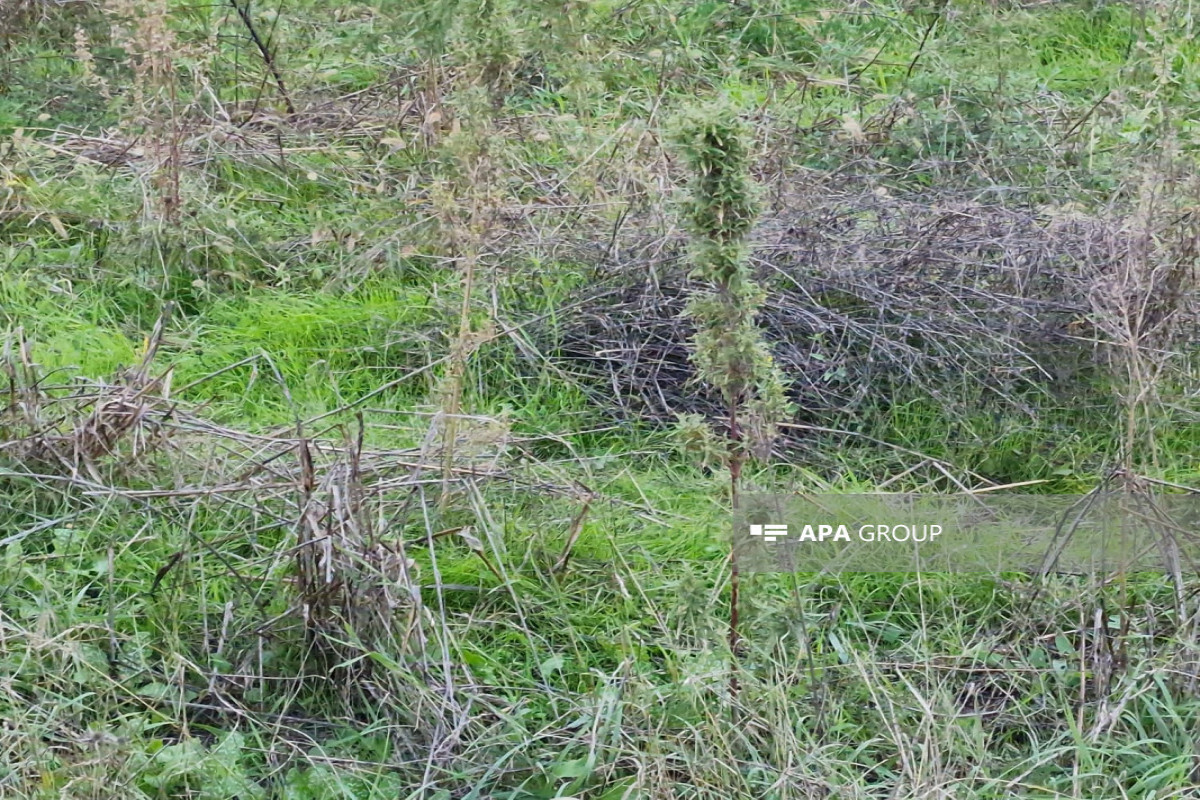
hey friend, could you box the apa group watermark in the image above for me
[750,523,943,543]
[736,493,1200,574]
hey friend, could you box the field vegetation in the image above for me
[1,0,1198,797]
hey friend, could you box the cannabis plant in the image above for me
[673,102,790,660]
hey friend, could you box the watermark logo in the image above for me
[749,523,788,543]
[735,493,1200,574]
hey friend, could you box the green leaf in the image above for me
[136,682,176,700]
[539,654,566,677]
[550,757,591,780]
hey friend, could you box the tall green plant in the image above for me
[673,102,790,664]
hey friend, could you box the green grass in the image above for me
[1,0,1199,797]
[4,469,1198,797]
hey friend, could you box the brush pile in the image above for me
[551,180,1195,425]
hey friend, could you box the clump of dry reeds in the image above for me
[103,0,185,220]
[1,309,172,480]
[1086,157,1198,473]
